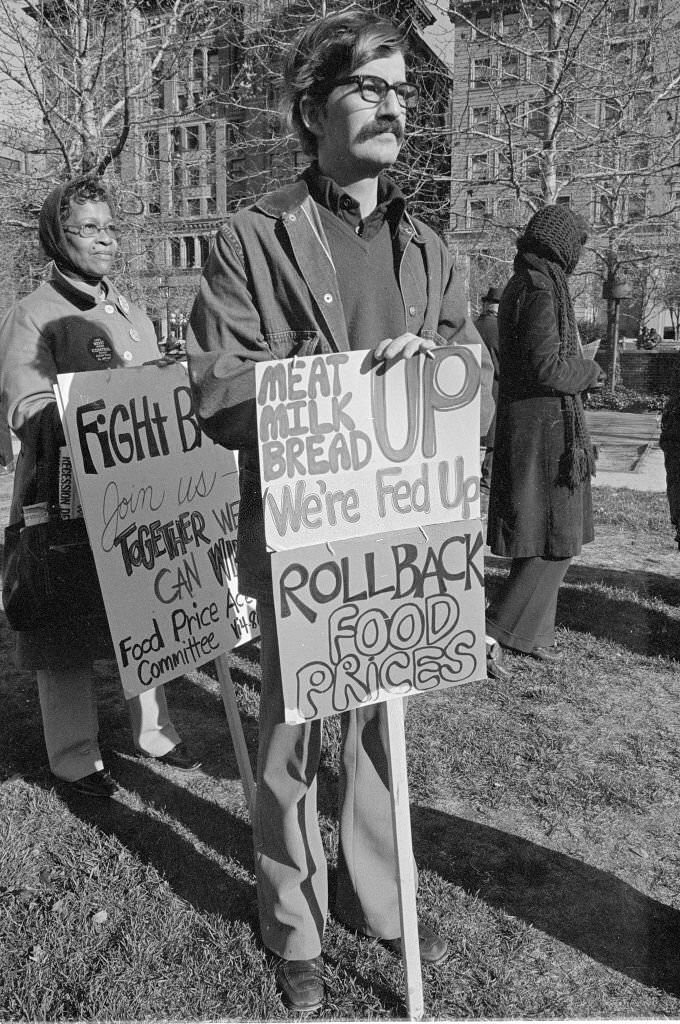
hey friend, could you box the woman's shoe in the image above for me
[486,641,513,680]
[529,646,562,664]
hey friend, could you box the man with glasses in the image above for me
[187,10,490,1012]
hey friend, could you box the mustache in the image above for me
[355,119,405,144]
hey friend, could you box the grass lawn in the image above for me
[1,482,679,1021]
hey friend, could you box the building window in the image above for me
[187,198,201,218]
[474,10,493,37]
[472,58,492,89]
[527,101,545,135]
[500,102,523,129]
[468,199,487,230]
[199,236,211,263]
[501,8,521,34]
[186,125,200,151]
[496,197,516,222]
[556,195,572,207]
[628,192,646,222]
[184,236,196,266]
[187,164,201,187]
[602,99,623,125]
[207,49,219,86]
[170,238,182,267]
[145,131,160,174]
[471,105,491,133]
[470,153,490,181]
[630,145,649,170]
[497,149,513,179]
[612,1,629,24]
[669,193,680,224]
[501,52,520,82]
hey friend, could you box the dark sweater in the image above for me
[303,164,407,351]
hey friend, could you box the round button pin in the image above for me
[119,296,130,314]
[129,328,140,342]
[123,351,133,361]
[104,304,115,314]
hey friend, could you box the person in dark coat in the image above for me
[660,388,680,548]
[475,285,504,503]
[485,205,602,662]
[0,178,200,797]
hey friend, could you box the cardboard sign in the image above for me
[272,521,486,723]
[55,363,258,698]
[255,348,481,551]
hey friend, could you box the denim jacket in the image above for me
[186,178,492,599]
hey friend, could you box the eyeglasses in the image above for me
[332,75,420,110]
[63,222,120,239]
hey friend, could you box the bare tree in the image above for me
[446,0,680,379]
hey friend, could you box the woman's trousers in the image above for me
[36,663,181,781]
[486,555,571,653]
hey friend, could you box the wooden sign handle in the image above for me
[214,654,256,818]
[385,698,424,1021]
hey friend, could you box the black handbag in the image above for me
[1,411,108,633]
[2,516,107,632]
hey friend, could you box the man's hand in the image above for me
[374,333,437,362]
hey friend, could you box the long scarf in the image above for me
[518,251,596,489]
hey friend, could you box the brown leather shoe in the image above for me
[68,769,118,798]
[276,957,325,1013]
[383,922,449,965]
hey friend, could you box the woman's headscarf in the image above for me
[38,179,112,283]
[515,204,596,489]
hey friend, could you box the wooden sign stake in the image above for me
[385,698,424,1021]
[214,654,256,818]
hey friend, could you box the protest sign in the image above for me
[272,520,486,724]
[55,362,258,699]
[257,347,486,1017]
[256,348,481,551]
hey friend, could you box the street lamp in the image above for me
[602,269,632,396]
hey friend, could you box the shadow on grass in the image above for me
[485,555,680,658]
[415,807,680,997]
[36,765,259,932]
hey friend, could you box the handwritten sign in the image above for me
[55,363,258,698]
[255,349,481,551]
[272,521,486,723]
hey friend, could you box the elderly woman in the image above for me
[0,178,199,797]
[486,204,602,664]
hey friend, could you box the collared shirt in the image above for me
[302,163,406,240]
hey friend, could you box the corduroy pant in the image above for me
[486,555,571,653]
[36,663,181,781]
[253,601,404,961]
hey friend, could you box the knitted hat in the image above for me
[517,205,588,276]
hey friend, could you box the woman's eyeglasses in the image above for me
[332,75,420,110]
[64,223,120,238]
